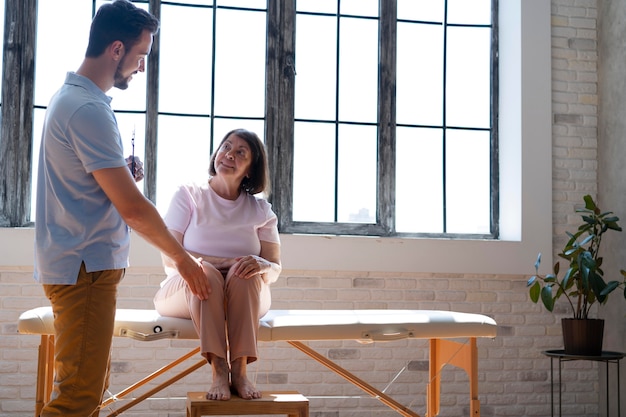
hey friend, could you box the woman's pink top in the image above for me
[161,181,280,283]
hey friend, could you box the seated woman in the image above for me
[154,128,281,400]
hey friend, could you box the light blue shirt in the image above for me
[34,72,130,284]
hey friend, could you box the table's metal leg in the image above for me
[618,359,621,417]
[558,358,562,417]
[606,361,610,417]
[550,357,554,417]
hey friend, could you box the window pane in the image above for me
[115,114,146,195]
[213,8,266,117]
[448,0,492,25]
[445,129,491,234]
[294,14,337,120]
[397,22,444,126]
[217,0,264,7]
[341,0,378,17]
[35,0,91,107]
[159,4,213,114]
[179,0,212,5]
[337,124,376,223]
[213,119,265,149]
[339,17,378,123]
[396,127,443,233]
[296,0,337,14]
[446,26,491,128]
[115,114,147,169]
[397,0,444,22]
[293,122,336,222]
[156,115,212,213]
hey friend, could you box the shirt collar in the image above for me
[64,71,113,105]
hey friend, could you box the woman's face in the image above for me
[214,134,253,182]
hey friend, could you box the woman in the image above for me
[154,128,281,401]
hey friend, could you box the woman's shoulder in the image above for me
[176,181,208,193]
[245,194,276,217]
[172,181,210,202]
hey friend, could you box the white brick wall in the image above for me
[0,267,605,417]
[1,1,618,416]
[552,0,599,251]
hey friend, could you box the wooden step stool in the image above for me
[186,391,309,417]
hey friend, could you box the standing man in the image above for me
[34,1,210,416]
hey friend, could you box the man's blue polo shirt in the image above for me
[34,72,130,285]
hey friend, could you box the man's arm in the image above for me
[92,166,210,299]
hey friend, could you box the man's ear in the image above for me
[111,41,125,61]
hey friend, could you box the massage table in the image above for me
[18,307,497,417]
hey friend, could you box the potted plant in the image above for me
[527,194,626,356]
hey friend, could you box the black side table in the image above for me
[543,349,624,417]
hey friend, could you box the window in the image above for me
[0,0,552,276]
[30,1,267,219]
[155,1,266,213]
[3,0,499,241]
[270,0,498,238]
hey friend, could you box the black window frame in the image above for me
[0,0,499,240]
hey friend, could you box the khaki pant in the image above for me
[41,263,123,417]
[154,261,270,364]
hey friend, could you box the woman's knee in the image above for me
[225,272,263,295]
[201,261,224,284]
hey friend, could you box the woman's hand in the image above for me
[232,255,272,280]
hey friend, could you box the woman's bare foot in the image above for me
[231,357,261,399]
[206,355,231,400]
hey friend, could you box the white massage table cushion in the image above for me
[18,307,497,342]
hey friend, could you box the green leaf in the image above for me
[563,247,578,257]
[601,281,619,296]
[534,253,541,271]
[581,215,595,225]
[527,275,537,287]
[562,268,574,289]
[540,286,555,311]
[583,194,596,210]
[589,270,607,303]
[529,281,540,303]
[606,221,622,232]
[579,235,594,247]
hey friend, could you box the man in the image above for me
[34,1,210,416]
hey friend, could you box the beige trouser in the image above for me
[154,261,271,363]
[41,262,124,417]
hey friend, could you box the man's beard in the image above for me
[113,61,131,90]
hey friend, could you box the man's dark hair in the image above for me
[85,0,159,58]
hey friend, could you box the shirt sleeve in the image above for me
[69,102,126,173]
[257,201,281,244]
[164,185,194,235]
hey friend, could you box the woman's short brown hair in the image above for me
[209,129,270,196]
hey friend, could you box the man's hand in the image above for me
[175,255,211,300]
[125,155,144,182]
